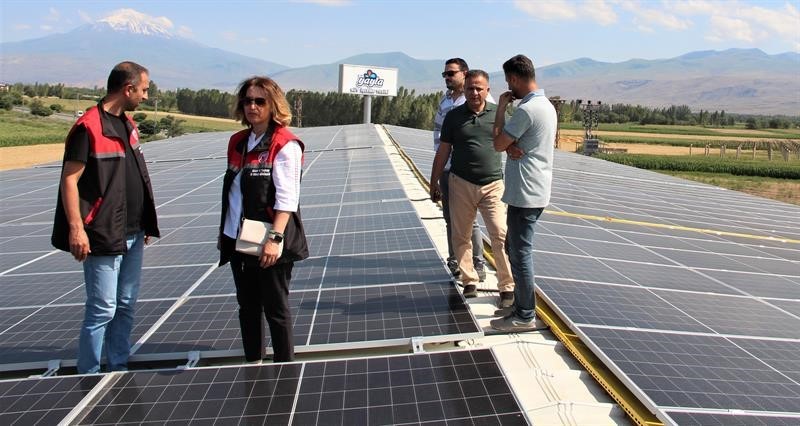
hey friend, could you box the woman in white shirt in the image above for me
[217,76,308,363]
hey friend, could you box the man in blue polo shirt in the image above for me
[491,54,557,332]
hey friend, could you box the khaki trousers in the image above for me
[448,173,514,291]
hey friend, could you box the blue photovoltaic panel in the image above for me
[0,374,102,425]
[75,349,526,425]
[385,124,800,423]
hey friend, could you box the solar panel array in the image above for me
[0,125,482,375]
[1,349,526,425]
[384,125,800,424]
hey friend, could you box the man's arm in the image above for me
[61,160,91,261]
[429,141,452,202]
[493,91,516,152]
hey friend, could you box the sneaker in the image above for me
[493,306,512,317]
[490,313,548,332]
[463,284,478,298]
[447,258,460,278]
[474,260,486,282]
[498,292,514,309]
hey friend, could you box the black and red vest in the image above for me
[52,103,160,255]
[218,126,309,266]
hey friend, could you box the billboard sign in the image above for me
[338,64,398,97]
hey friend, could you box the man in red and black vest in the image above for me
[51,61,160,374]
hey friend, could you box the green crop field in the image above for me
[0,110,72,147]
[596,153,800,179]
[560,122,800,139]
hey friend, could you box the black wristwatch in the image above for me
[268,230,284,243]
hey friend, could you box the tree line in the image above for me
[3,81,798,130]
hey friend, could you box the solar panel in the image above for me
[74,349,526,425]
[0,300,175,370]
[384,124,800,424]
[0,374,102,425]
[581,327,800,413]
[664,411,800,426]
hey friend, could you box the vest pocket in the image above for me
[83,197,103,225]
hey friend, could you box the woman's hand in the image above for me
[259,239,281,268]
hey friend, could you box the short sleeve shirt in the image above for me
[65,114,145,234]
[440,102,503,186]
[501,90,557,208]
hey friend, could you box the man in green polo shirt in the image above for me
[430,70,514,303]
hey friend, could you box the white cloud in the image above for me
[588,0,618,25]
[40,25,53,31]
[741,3,800,40]
[44,7,60,22]
[514,0,577,20]
[617,0,691,30]
[13,24,31,30]
[78,10,93,23]
[667,0,716,15]
[177,25,193,38]
[255,37,269,44]
[706,15,754,42]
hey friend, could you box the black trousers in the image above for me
[229,253,295,362]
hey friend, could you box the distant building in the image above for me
[0,82,9,92]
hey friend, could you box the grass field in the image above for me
[659,171,800,206]
[560,122,800,139]
[1,107,240,148]
[0,110,72,147]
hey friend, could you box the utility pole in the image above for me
[154,98,159,134]
[294,97,302,127]
[577,99,601,155]
[549,96,566,149]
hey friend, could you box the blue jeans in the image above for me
[440,170,484,264]
[77,232,145,373]
[505,206,544,321]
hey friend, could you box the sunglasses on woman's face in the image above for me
[242,97,267,106]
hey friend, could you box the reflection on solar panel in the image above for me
[1,349,522,425]
[102,350,521,424]
[385,124,800,424]
[0,125,480,376]
[0,374,102,424]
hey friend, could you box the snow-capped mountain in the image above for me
[0,9,287,90]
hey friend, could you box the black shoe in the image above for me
[474,260,486,282]
[498,291,514,309]
[447,258,460,278]
[463,285,478,298]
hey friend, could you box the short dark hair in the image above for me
[502,54,536,81]
[465,69,489,81]
[445,58,469,71]
[107,61,149,94]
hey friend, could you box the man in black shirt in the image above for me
[52,61,160,374]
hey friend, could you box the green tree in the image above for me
[138,119,158,136]
[50,103,63,112]
[133,112,147,122]
[29,99,53,116]
[0,93,16,110]
[163,116,186,138]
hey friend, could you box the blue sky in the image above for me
[2,0,798,71]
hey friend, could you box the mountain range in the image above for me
[2,9,798,115]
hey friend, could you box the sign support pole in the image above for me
[363,95,372,124]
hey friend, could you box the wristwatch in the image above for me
[268,230,284,243]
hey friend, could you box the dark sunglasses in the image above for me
[241,97,267,106]
[441,70,460,78]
